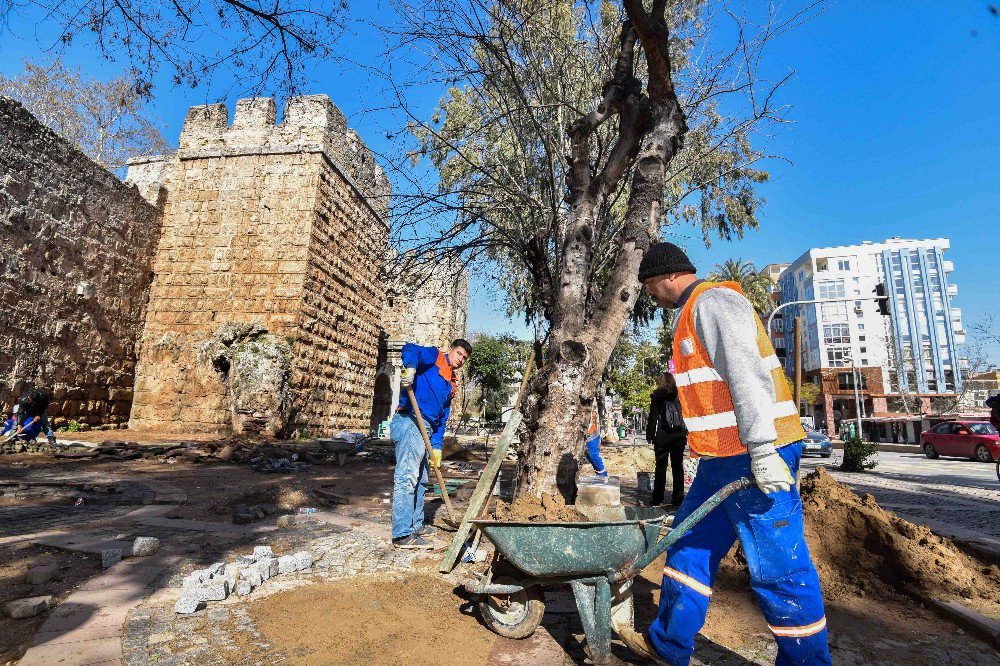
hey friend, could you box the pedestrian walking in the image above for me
[390,339,472,550]
[646,372,687,506]
[619,242,831,666]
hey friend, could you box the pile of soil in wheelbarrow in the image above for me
[493,491,589,523]
[237,574,495,665]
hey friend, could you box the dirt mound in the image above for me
[241,575,494,665]
[600,447,657,479]
[799,467,1000,613]
[493,491,589,523]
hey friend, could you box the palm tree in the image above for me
[707,259,774,315]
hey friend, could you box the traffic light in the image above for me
[874,283,890,316]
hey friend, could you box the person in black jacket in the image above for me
[646,372,688,506]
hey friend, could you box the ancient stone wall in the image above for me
[128,96,390,435]
[0,96,161,428]
[383,260,469,348]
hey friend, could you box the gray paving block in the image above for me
[101,548,123,569]
[191,580,228,602]
[174,594,202,614]
[292,551,314,571]
[255,559,273,581]
[235,579,252,597]
[240,568,262,589]
[252,545,273,560]
[277,555,297,574]
[131,536,160,557]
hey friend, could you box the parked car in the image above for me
[802,426,833,458]
[920,420,1000,462]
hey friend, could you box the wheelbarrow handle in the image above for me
[613,476,753,582]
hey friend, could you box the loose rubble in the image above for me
[174,547,314,614]
[4,596,52,619]
[131,536,160,557]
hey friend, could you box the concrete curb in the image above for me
[830,440,923,454]
[922,596,1000,649]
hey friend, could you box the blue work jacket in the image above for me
[397,343,457,448]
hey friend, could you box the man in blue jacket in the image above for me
[391,338,472,549]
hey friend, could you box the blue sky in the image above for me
[2,1,997,360]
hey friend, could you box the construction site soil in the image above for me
[493,491,590,523]
[240,575,495,666]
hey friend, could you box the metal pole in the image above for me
[794,317,803,415]
[767,295,883,333]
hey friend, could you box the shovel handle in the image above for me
[405,385,458,524]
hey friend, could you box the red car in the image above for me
[920,420,1000,462]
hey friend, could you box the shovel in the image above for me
[405,386,459,528]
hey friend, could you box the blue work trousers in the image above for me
[649,441,831,666]
[390,413,431,540]
[586,433,606,474]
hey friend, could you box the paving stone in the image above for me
[26,564,59,586]
[131,536,160,557]
[4,595,52,619]
[235,579,253,597]
[255,558,274,581]
[19,637,122,666]
[277,555,298,574]
[191,580,228,602]
[240,567,262,589]
[253,545,273,560]
[236,554,256,565]
[174,594,202,614]
[101,548,123,568]
[292,551,314,571]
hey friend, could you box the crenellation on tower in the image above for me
[178,103,229,150]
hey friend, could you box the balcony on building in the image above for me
[942,260,954,273]
[947,283,958,298]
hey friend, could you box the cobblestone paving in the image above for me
[122,519,423,665]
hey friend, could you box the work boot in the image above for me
[392,535,435,550]
[617,627,669,666]
[47,434,57,446]
[415,525,439,537]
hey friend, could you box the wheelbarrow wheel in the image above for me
[478,576,545,639]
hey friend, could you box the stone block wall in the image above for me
[0,96,161,427]
[127,96,390,435]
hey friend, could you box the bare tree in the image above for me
[387,0,819,498]
[0,59,170,169]
[0,0,348,97]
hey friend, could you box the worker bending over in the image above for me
[620,242,831,666]
[390,338,472,550]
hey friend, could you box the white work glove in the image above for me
[400,367,415,389]
[750,450,794,494]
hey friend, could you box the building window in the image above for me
[837,372,867,390]
[859,347,867,354]
[818,280,845,300]
[821,302,848,321]
[826,346,851,367]
[837,259,851,271]
[823,324,851,344]
[859,335,866,342]
[774,337,786,349]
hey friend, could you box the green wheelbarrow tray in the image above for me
[471,506,668,578]
[465,477,752,664]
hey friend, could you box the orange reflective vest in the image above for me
[672,281,804,458]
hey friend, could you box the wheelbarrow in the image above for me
[466,477,752,663]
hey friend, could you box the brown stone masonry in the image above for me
[0,96,161,427]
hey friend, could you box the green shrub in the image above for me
[839,434,878,472]
[66,420,82,432]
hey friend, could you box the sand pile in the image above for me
[799,467,1000,613]
[493,491,590,523]
[241,575,494,665]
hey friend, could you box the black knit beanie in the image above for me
[638,242,696,282]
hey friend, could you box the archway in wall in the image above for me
[370,373,393,435]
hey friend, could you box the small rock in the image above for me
[277,555,298,574]
[101,548,122,569]
[253,545,273,560]
[174,594,202,614]
[276,515,296,528]
[4,596,52,619]
[192,580,228,602]
[216,445,235,461]
[259,503,278,516]
[26,565,58,586]
[232,505,254,525]
[131,536,159,557]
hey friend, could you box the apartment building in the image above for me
[777,238,965,442]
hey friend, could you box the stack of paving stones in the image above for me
[175,546,314,613]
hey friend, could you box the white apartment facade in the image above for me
[777,238,965,441]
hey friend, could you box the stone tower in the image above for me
[126,95,390,435]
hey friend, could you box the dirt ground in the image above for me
[0,544,101,665]
[240,575,496,666]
